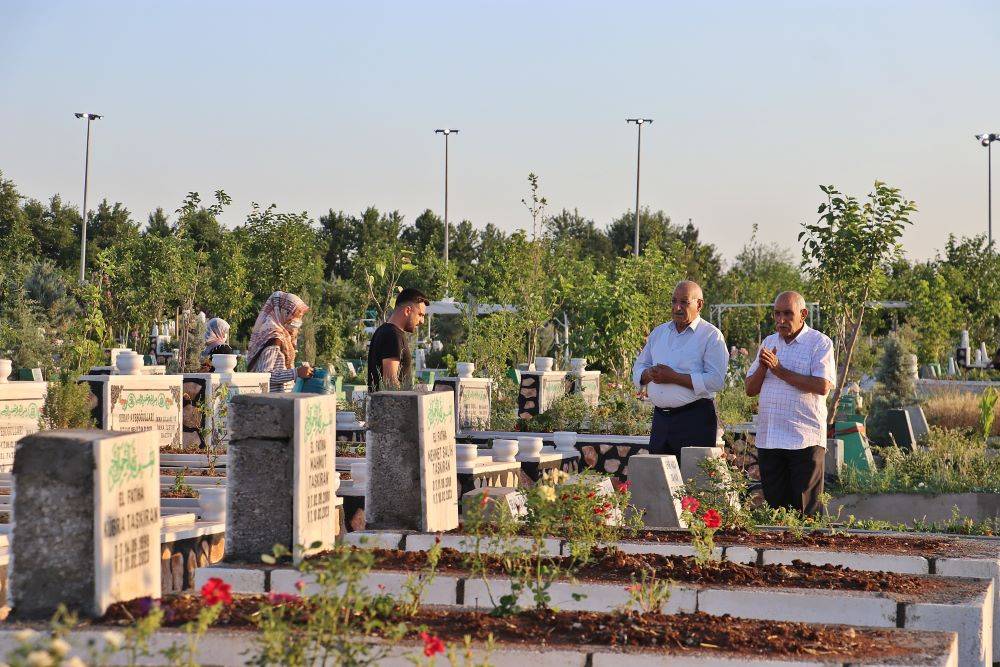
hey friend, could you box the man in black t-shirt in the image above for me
[367,288,430,391]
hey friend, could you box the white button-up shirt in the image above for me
[749,324,837,450]
[631,317,729,408]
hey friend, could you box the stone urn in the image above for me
[456,362,475,378]
[517,435,544,458]
[553,431,578,454]
[491,438,518,462]
[350,461,369,490]
[198,486,226,523]
[212,354,238,374]
[456,443,479,465]
[533,357,554,372]
[115,351,144,375]
[570,358,587,373]
[0,359,11,383]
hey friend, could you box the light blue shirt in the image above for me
[631,316,729,400]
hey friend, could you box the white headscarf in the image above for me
[202,317,231,357]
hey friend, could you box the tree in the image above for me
[936,234,1000,347]
[318,209,360,280]
[546,208,613,262]
[174,190,231,253]
[799,182,916,422]
[866,334,917,445]
[23,195,80,266]
[86,199,140,259]
[145,207,172,236]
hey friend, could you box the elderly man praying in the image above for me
[632,280,729,457]
[745,291,836,516]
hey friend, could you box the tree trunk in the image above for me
[828,300,868,426]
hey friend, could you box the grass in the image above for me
[922,390,1000,436]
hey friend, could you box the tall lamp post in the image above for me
[75,112,103,282]
[976,132,999,249]
[434,128,458,293]
[626,118,652,257]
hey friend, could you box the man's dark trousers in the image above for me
[758,446,825,516]
[647,398,718,458]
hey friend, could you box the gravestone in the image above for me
[366,391,459,532]
[12,429,160,618]
[885,409,916,451]
[80,374,183,449]
[462,487,527,522]
[517,371,569,419]
[181,372,271,449]
[433,377,493,432]
[226,393,338,563]
[825,438,845,480]
[572,370,601,408]
[627,454,686,528]
[679,446,725,489]
[0,381,47,473]
[904,405,930,442]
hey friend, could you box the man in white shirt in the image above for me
[745,291,836,516]
[632,281,729,457]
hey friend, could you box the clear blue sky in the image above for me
[2,0,998,262]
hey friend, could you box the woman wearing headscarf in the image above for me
[199,317,234,371]
[246,291,314,391]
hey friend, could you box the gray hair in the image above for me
[774,291,806,312]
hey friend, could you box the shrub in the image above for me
[867,335,917,445]
[39,374,95,429]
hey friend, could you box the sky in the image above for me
[2,0,999,264]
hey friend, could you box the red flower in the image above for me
[625,583,641,593]
[587,491,596,499]
[702,509,722,529]
[420,631,446,657]
[619,480,632,493]
[267,592,300,605]
[294,579,306,592]
[200,577,232,606]
[680,496,700,513]
[594,506,605,515]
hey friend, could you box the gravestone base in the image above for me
[627,454,686,529]
[226,437,293,561]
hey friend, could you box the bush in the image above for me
[866,335,917,445]
[40,374,95,429]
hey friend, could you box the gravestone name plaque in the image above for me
[292,394,338,562]
[0,382,47,473]
[418,391,459,532]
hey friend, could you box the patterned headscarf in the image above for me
[246,291,309,369]
[202,318,231,357]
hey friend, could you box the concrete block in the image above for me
[270,568,459,605]
[193,565,266,594]
[935,557,1000,654]
[225,436,293,561]
[761,549,929,574]
[616,541,723,560]
[229,392,297,440]
[546,581,697,614]
[341,531,405,550]
[697,587,898,626]
[905,579,993,667]
[723,546,759,564]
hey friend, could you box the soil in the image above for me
[161,469,226,477]
[357,547,958,599]
[161,489,198,499]
[627,528,997,558]
[100,600,944,662]
[160,447,228,455]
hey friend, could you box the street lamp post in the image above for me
[626,118,652,257]
[434,129,459,290]
[977,132,999,249]
[75,112,103,282]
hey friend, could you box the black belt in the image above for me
[654,398,710,416]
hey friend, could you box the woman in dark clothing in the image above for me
[200,317,234,372]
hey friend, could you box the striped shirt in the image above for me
[250,345,297,392]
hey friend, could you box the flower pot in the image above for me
[553,431,578,453]
[350,461,369,490]
[456,443,479,465]
[198,486,227,523]
[517,436,544,458]
[115,351,144,376]
[212,354,238,374]
[570,358,587,373]
[491,438,518,462]
[533,357,554,372]
[0,359,11,383]
[456,362,475,378]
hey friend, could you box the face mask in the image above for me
[287,318,303,330]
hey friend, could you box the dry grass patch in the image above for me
[922,390,1000,435]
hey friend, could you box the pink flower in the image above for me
[702,509,722,529]
[267,592,300,605]
[681,496,700,513]
[294,579,306,592]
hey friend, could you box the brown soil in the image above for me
[161,469,226,477]
[101,600,943,661]
[629,528,996,558]
[161,490,198,499]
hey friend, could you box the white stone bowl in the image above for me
[517,436,544,458]
[0,359,11,383]
[456,362,475,378]
[533,357,554,372]
[198,486,226,523]
[115,351,144,375]
[456,443,479,464]
[350,461,369,489]
[491,438,519,462]
[552,431,578,452]
[212,354,238,374]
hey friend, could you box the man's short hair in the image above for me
[395,288,430,309]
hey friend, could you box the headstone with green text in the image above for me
[0,381,47,473]
[181,372,271,449]
[517,371,569,419]
[12,429,161,618]
[432,376,493,432]
[572,370,601,408]
[366,391,459,531]
[80,374,183,450]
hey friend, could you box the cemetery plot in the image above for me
[0,381,46,473]
[433,377,492,432]
[180,372,270,449]
[81,374,183,449]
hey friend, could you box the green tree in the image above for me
[937,234,1000,347]
[318,209,360,279]
[799,182,916,421]
[145,207,172,236]
[23,195,80,267]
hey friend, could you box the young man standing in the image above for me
[367,288,430,392]
[745,291,836,516]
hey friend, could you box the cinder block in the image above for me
[193,565,266,594]
[545,581,697,614]
[270,568,459,605]
[761,549,929,574]
[697,587,897,626]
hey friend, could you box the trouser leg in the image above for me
[789,445,826,516]
[647,409,671,455]
[756,448,792,510]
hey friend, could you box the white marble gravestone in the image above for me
[12,429,161,618]
[0,381,47,473]
[433,377,493,432]
[80,374,183,449]
[292,394,339,562]
[627,454,687,528]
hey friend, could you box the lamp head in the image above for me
[75,113,103,120]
